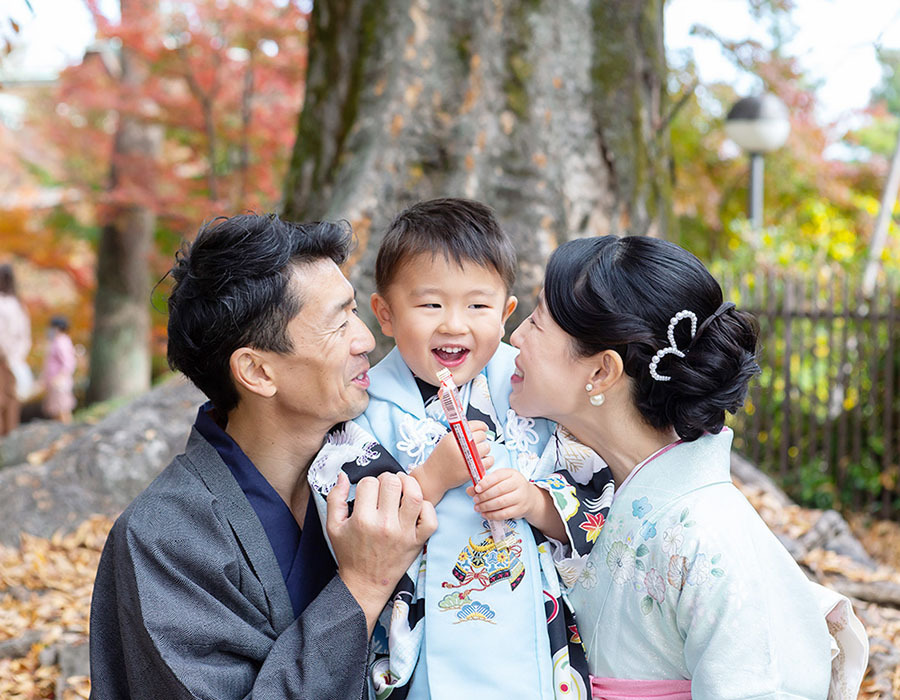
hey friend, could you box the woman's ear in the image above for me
[589,349,625,392]
[370,292,395,338]
[229,347,277,398]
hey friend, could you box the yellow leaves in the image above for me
[0,516,113,698]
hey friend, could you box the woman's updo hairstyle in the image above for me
[543,236,760,441]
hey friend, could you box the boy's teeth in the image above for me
[437,346,464,353]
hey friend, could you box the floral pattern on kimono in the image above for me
[568,429,868,699]
[309,344,614,700]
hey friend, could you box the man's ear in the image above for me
[371,292,395,338]
[589,349,625,393]
[229,347,277,398]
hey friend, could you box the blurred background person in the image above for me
[40,315,77,424]
[0,263,33,434]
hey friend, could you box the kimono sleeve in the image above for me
[306,420,425,698]
[671,491,833,699]
[308,420,404,498]
[89,494,369,700]
[530,427,615,586]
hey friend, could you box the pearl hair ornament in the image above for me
[648,302,735,382]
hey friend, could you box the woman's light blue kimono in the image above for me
[568,428,867,699]
[309,343,614,700]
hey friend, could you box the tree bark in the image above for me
[862,125,900,297]
[86,0,161,403]
[282,0,670,348]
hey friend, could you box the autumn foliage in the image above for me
[2,0,308,380]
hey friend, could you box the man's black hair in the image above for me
[167,213,352,413]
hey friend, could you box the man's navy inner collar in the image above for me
[193,402,334,617]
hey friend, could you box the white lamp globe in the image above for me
[725,94,790,154]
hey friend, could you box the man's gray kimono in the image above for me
[89,428,369,700]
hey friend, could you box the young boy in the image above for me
[309,199,613,700]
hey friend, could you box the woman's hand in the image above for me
[467,468,539,521]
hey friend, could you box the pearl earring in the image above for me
[590,393,605,407]
[585,383,593,392]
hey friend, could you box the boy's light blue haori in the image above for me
[568,428,868,698]
[309,343,614,700]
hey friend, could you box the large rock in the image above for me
[0,376,205,546]
[0,419,82,470]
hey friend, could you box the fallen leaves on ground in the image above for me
[739,482,900,699]
[1,495,900,697]
[0,515,111,699]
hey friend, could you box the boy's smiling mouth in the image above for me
[432,345,470,367]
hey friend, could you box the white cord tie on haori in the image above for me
[648,310,697,382]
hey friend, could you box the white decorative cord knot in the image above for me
[648,310,698,382]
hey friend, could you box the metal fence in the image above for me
[718,267,900,518]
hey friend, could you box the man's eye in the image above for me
[351,307,359,315]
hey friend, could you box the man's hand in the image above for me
[326,471,437,635]
[412,420,492,504]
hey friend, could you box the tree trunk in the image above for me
[862,125,900,297]
[86,10,161,404]
[282,0,670,348]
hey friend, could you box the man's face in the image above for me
[371,253,516,387]
[263,259,375,431]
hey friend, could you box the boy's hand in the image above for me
[469,469,569,542]
[467,467,539,521]
[412,420,492,504]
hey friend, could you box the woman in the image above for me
[504,236,867,699]
[0,264,32,435]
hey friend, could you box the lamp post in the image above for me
[725,94,790,231]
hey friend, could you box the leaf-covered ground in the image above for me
[1,495,899,697]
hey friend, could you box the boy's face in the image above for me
[371,253,517,387]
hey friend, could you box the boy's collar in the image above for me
[366,346,429,417]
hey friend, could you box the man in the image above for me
[89,214,437,699]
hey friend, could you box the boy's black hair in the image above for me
[375,198,516,294]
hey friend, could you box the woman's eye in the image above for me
[528,316,537,326]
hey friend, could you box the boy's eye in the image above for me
[469,304,489,310]
[419,303,441,309]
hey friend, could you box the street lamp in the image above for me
[725,94,790,230]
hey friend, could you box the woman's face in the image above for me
[509,293,593,423]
